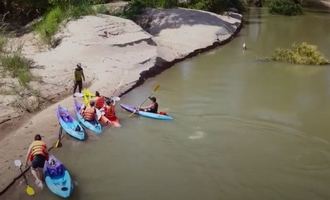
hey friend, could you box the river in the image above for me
[8,7,330,200]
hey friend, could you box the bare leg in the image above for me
[31,168,43,189]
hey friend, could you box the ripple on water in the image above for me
[295,149,330,171]
[188,130,205,140]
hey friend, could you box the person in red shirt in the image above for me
[100,99,121,127]
[94,91,105,110]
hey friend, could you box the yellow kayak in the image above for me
[82,88,94,106]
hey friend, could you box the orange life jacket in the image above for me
[83,106,96,121]
[29,140,48,161]
[95,96,105,109]
[104,105,117,121]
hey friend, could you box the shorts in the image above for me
[32,155,46,169]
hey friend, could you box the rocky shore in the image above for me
[0,8,241,193]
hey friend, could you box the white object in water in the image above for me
[243,42,247,50]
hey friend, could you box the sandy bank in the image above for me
[0,8,241,195]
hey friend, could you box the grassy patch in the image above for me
[34,2,97,43]
[35,7,66,43]
[0,53,33,86]
[272,42,329,65]
[0,32,7,53]
[268,0,302,16]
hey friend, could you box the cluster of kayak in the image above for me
[45,89,173,198]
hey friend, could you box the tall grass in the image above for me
[0,53,33,86]
[0,31,7,53]
[268,0,302,16]
[35,2,95,43]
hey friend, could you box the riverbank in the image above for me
[0,8,241,193]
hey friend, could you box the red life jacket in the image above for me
[104,105,117,121]
[95,96,105,109]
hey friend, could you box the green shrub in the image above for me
[0,53,33,86]
[272,42,329,65]
[0,34,7,53]
[268,0,302,16]
[35,1,96,43]
[122,0,147,19]
[188,0,210,10]
[93,4,109,14]
[35,7,66,43]
[186,0,245,13]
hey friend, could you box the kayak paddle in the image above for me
[129,84,160,117]
[55,127,63,148]
[14,160,35,196]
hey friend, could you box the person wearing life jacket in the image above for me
[25,134,49,189]
[100,99,121,127]
[140,96,158,113]
[81,100,97,121]
[94,91,105,109]
[73,63,85,96]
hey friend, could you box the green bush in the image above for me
[122,0,147,19]
[0,34,7,53]
[272,42,329,65]
[35,7,66,43]
[0,53,33,86]
[268,0,302,16]
[35,1,95,43]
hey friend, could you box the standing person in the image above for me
[139,96,158,113]
[25,134,49,189]
[73,63,85,96]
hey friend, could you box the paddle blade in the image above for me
[55,140,62,148]
[26,185,35,196]
[111,96,120,102]
[153,84,160,92]
[14,160,22,167]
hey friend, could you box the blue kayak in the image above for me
[120,104,173,120]
[57,105,86,141]
[43,155,73,198]
[74,99,102,134]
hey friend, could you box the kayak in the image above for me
[74,99,102,134]
[43,155,73,198]
[56,105,86,141]
[120,104,173,120]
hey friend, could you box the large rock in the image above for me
[25,96,39,112]
[137,8,242,62]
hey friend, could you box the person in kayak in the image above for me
[139,96,158,113]
[94,91,105,109]
[25,134,49,189]
[100,99,121,127]
[81,100,97,121]
[73,63,85,96]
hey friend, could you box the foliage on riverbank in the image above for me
[35,1,108,43]
[0,32,33,86]
[272,42,329,65]
[268,0,303,16]
[123,0,246,19]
